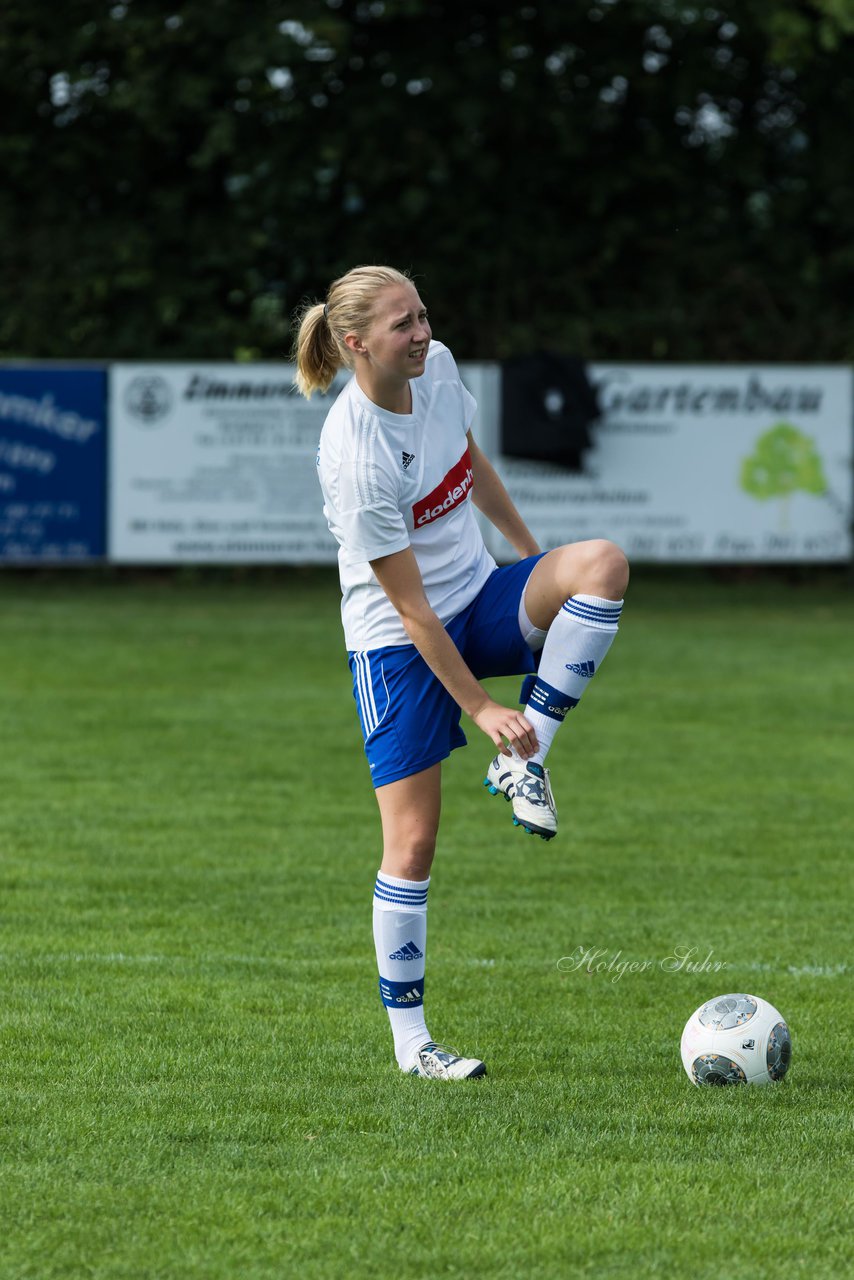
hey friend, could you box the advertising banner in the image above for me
[109,364,343,563]
[486,364,853,563]
[0,367,107,561]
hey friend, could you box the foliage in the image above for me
[741,421,827,500]
[1,1,853,361]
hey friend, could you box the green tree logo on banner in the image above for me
[740,423,826,528]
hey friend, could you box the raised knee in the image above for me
[585,539,629,598]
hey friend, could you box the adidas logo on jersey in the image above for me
[565,660,595,677]
[401,451,415,470]
[388,940,424,961]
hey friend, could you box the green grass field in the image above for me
[1,568,852,1279]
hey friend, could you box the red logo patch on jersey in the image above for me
[412,448,474,527]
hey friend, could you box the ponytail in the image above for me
[292,302,342,399]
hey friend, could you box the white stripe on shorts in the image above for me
[355,652,380,737]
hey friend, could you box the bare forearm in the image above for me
[470,445,540,558]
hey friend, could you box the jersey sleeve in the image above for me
[429,341,477,431]
[460,375,477,429]
[334,455,410,565]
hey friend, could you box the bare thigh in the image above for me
[375,763,442,881]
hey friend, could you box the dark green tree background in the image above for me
[1,0,853,361]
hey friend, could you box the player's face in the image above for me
[362,283,432,382]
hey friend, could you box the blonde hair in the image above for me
[292,265,412,398]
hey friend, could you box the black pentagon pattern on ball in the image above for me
[697,994,758,1031]
[691,1053,748,1086]
[766,1022,792,1081]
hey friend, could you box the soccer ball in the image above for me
[680,993,792,1086]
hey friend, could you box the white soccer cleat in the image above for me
[406,1042,487,1080]
[484,754,558,841]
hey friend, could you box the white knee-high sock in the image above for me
[522,594,623,766]
[372,871,431,1069]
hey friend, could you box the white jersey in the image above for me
[317,341,497,649]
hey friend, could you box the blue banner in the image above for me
[0,367,107,561]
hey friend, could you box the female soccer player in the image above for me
[294,266,628,1080]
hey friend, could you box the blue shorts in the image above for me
[349,554,545,788]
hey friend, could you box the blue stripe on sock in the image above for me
[526,678,580,722]
[374,878,428,897]
[374,879,429,908]
[560,604,622,619]
[374,889,428,908]
[374,876,428,894]
[564,596,621,610]
[562,598,622,626]
[379,976,424,1008]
